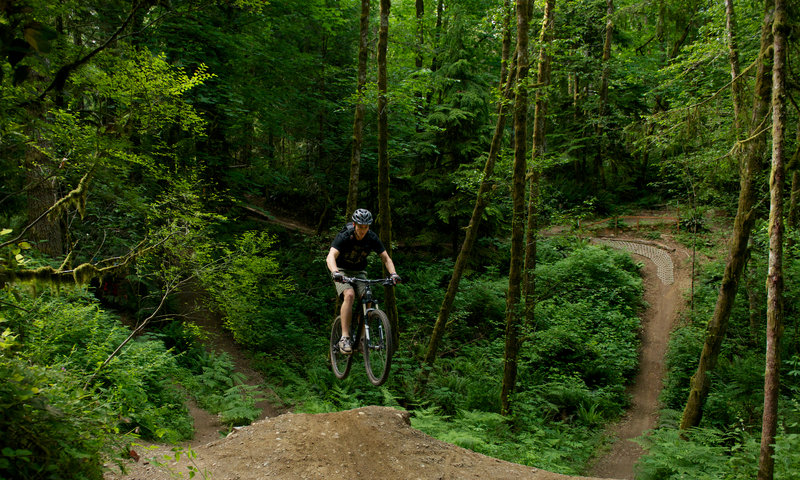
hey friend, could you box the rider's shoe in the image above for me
[338,336,353,354]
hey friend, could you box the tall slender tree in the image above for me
[347,0,371,217]
[377,0,399,343]
[724,0,745,134]
[508,0,555,415]
[596,0,614,183]
[523,0,555,344]
[787,124,800,249]
[421,0,515,373]
[680,2,775,430]
[415,0,424,69]
[758,0,787,477]
[501,0,530,416]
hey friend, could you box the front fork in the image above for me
[361,301,379,348]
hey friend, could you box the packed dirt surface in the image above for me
[106,226,694,480]
[109,406,612,480]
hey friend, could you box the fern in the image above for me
[218,384,263,426]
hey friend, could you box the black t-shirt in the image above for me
[331,229,386,271]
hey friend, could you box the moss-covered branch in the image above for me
[0,169,93,251]
[0,236,169,288]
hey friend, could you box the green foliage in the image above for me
[0,354,119,480]
[507,244,644,426]
[635,427,757,480]
[4,288,194,442]
[424,342,504,414]
[202,230,294,351]
[411,404,600,475]
[181,350,263,427]
[0,294,126,480]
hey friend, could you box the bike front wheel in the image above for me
[362,309,393,386]
[330,315,353,379]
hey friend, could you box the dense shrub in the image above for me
[0,287,199,478]
[5,289,194,442]
[0,349,120,480]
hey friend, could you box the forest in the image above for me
[1,0,799,479]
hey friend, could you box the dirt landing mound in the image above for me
[113,406,616,480]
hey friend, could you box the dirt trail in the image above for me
[586,234,691,479]
[106,230,690,480]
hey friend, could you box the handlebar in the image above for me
[340,276,401,286]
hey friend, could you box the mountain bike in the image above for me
[330,276,396,386]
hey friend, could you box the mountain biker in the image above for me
[326,208,400,354]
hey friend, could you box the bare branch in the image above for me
[83,273,195,389]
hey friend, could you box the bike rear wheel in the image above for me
[362,309,393,386]
[330,315,353,379]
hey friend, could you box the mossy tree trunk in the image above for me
[523,0,555,362]
[757,0,787,477]
[594,0,613,186]
[725,0,746,134]
[377,0,398,345]
[421,0,515,376]
[786,124,799,250]
[500,0,530,416]
[680,2,775,430]
[26,149,64,257]
[346,0,371,218]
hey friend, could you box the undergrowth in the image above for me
[637,223,800,479]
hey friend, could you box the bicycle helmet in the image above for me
[351,208,373,225]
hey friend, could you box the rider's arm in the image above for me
[379,251,397,276]
[326,247,341,273]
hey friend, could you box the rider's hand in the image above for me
[332,271,344,283]
[390,273,401,285]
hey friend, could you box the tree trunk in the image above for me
[421,0,515,374]
[745,251,761,345]
[501,0,530,417]
[725,0,745,134]
[594,0,613,187]
[789,168,799,247]
[415,0,424,69]
[377,0,398,346]
[680,2,775,430]
[25,158,64,257]
[508,0,555,416]
[347,0,371,217]
[598,0,613,121]
[757,0,787,477]
[430,0,444,74]
[25,96,64,257]
[524,0,555,302]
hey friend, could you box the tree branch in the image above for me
[83,273,194,390]
[0,169,93,251]
[36,1,146,101]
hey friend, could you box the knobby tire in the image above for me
[363,309,393,386]
[330,315,352,379]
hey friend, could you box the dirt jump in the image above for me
[105,232,691,480]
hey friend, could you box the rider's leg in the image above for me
[340,288,355,337]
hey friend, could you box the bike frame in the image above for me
[346,277,389,348]
[330,276,396,386]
